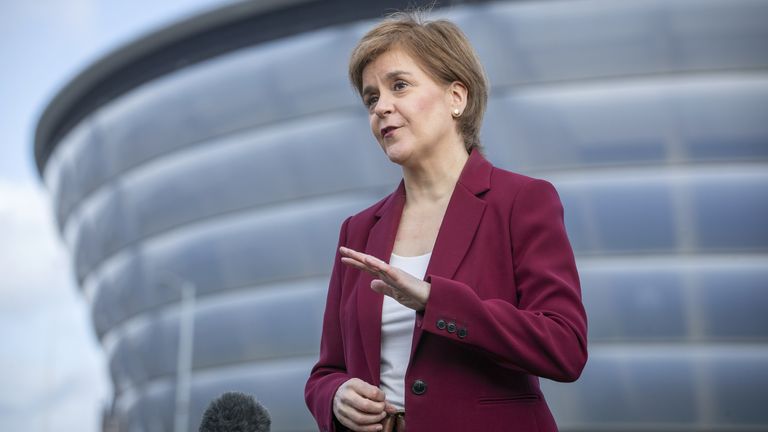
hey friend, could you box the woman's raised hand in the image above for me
[339,247,431,311]
[333,378,396,432]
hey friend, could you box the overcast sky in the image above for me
[0,1,232,430]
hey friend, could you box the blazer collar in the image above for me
[455,147,493,197]
[358,149,491,381]
[425,148,490,280]
[373,148,492,219]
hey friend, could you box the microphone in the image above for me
[199,392,271,432]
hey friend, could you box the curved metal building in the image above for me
[34,0,768,431]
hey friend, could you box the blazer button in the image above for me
[458,328,468,339]
[447,322,457,333]
[411,379,427,395]
[436,319,446,330]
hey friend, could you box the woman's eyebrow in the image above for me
[384,70,411,80]
[362,70,413,96]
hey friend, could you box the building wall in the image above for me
[37,0,768,430]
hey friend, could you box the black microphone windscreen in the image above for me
[199,392,271,432]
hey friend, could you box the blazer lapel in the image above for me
[412,149,491,355]
[358,182,406,384]
[425,149,491,281]
[357,150,493,378]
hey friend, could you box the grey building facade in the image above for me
[34,0,768,431]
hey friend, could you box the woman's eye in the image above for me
[365,95,378,107]
[393,81,408,91]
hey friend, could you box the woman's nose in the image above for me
[374,94,393,117]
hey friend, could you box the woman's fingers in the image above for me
[340,247,429,310]
[370,280,401,300]
[340,249,383,277]
[371,279,423,311]
[334,378,388,431]
[339,246,369,262]
[362,254,387,272]
[340,247,399,280]
[336,404,385,431]
[347,379,386,405]
[369,279,389,296]
[340,247,386,270]
[340,256,374,274]
[384,402,398,415]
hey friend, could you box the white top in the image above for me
[379,251,431,411]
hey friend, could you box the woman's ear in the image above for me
[448,81,468,114]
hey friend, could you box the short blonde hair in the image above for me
[349,12,488,153]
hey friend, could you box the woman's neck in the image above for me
[401,144,469,205]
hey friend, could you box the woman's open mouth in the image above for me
[381,126,399,138]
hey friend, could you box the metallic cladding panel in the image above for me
[36,0,768,431]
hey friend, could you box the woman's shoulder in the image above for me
[467,150,556,194]
[486,164,563,212]
[489,164,555,192]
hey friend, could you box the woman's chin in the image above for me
[382,144,413,166]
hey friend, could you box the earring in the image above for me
[452,108,461,117]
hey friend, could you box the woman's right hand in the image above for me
[333,378,392,431]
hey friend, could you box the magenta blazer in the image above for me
[305,150,588,432]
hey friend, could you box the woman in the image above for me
[305,12,587,432]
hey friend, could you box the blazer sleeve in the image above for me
[422,179,588,382]
[305,217,352,432]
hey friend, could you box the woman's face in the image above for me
[361,48,462,166]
